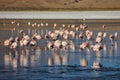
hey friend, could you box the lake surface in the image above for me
[0,26,120,80]
[0,11,120,79]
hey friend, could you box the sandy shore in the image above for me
[0,0,120,11]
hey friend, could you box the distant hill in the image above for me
[0,0,120,11]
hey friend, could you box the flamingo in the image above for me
[80,42,89,50]
[28,22,31,26]
[41,23,44,27]
[93,44,102,52]
[114,32,119,40]
[86,34,92,41]
[82,24,87,30]
[76,27,79,31]
[86,30,93,40]
[17,23,20,26]
[4,40,11,46]
[46,23,48,26]
[37,24,40,27]
[109,34,114,45]
[103,32,107,38]
[4,37,14,46]
[23,35,30,41]
[62,40,69,47]
[54,23,57,29]
[62,24,65,28]
[11,21,15,24]
[79,32,84,39]
[80,24,87,30]
[30,40,37,46]
[63,34,69,40]
[95,36,102,43]
[102,24,106,29]
[47,42,54,49]
[71,24,75,29]
[97,32,103,37]
[102,24,106,32]
[20,39,29,47]
[10,37,20,49]
[34,34,43,40]
[54,40,63,49]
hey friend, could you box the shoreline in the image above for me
[0,8,120,11]
[0,19,120,30]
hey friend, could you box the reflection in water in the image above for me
[110,45,114,57]
[80,58,88,67]
[48,57,54,66]
[4,51,12,67]
[114,41,118,56]
[3,30,120,69]
[4,50,19,69]
[62,53,68,65]
[96,51,102,58]
[4,47,42,69]
[103,43,108,57]
[20,49,29,67]
[54,52,62,66]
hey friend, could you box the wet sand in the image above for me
[0,19,120,30]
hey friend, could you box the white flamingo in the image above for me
[47,42,54,49]
[4,40,11,46]
[93,44,102,52]
[4,37,14,46]
[10,41,18,49]
[54,40,62,49]
[30,40,37,46]
[114,32,119,40]
[109,34,114,44]
[103,32,107,38]
[80,42,89,50]
[97,32,103,37]
[62,40,69,47]
[46,23,48,26]
[20,39,29,47]
[96,37,102,43]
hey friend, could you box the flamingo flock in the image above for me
[3,20,120,69]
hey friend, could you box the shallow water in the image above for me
[0,27,120,80]
[0,18,120,80]
[0,11,120,19]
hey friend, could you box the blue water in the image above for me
[0,18,120,80]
